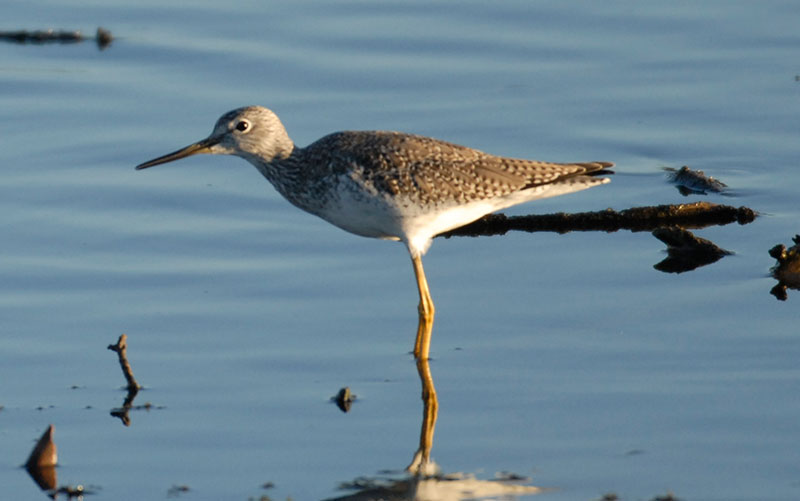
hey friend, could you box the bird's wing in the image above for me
[307,131,610,205]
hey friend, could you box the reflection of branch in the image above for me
[110,386,142,427]
[107,334,140,391]
[652,227,731,273]
[441,202,756,238]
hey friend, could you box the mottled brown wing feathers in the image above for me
[305,131,612,203]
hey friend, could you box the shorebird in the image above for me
[136,106,612,359]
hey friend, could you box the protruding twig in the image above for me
[26,424,57,469]
[332,387,355,413]
[25,425,58,493]
[107,334,140,391]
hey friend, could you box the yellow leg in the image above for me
[411,254,435,359]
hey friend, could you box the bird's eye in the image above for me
[235,120,250,132]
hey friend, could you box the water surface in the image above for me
[1,1,799,500]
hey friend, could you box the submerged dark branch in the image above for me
[0,27,113,49]
[441,202,756,238]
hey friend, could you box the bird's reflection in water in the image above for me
[406,355,438,477]
[326,320,541,501]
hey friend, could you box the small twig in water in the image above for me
[107,334,141,391]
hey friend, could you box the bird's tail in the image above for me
[573,161,614,177]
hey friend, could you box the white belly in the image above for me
[305,174,609,257]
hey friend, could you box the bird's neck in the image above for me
[246,145,294,182]
[247,146,322,209]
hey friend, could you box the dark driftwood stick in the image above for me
[441,202,756,238]
[0,27,113,49]
[107,334,140,391]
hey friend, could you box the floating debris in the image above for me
[598,493,680,501]
[0,27,113,50]
[665,166,727,196]
[332,387,356,413]
[442,202,755,238]
[0,29,82,44]
[337,476,383,490]
[167,484,191,497]
[54,484,96,499]
[25,425,58,493]
[96,27,113,49]
[769,235,800,301]
[26,424,57,469]
[495,471,531,482]
[651,492,681,501]
[652,226,731,273]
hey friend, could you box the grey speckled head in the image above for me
[136,106,294,170]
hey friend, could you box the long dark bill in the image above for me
[135,136,221,170]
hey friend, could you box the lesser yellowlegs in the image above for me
[136,106,612,359]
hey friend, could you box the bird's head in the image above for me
[136,106,294,170]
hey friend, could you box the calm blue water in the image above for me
[2,1,799,500]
